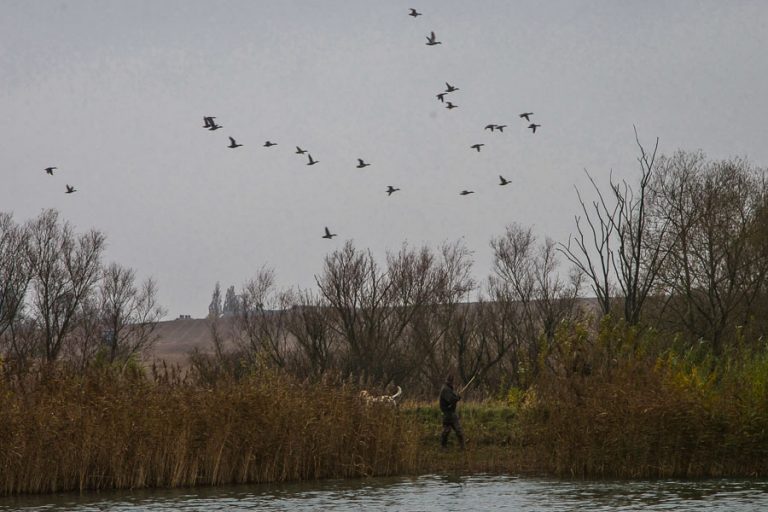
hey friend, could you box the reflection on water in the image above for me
[2,475,768,511]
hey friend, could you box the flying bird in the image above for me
[495,125,507,132]
[322,227,337,239]
[386,186,400,196]
[499,175,511,186]
[426,31,442,45]
[357,158,371,169]
[484,124,497,131]
[409,8,422,17]
[65,185,76,194]
[528,123,541,133]
[307,153,319,166]
[459,190,475,196]
[445,102,458,109]
[228,137,242,149]
[208,119,222,130]
[264,141,277,147]
[203,117,216,128]
[436,92,447,102]
[519,112,533,121]
[470,144,485,152]
[44,167,57,175]
[445,82,459,92]
[296,146,307,154]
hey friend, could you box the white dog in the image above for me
[360,385,402,406]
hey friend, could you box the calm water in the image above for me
[2,475,768,511]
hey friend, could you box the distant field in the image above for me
[151,317,222,365]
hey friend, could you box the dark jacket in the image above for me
[439,383,461,416]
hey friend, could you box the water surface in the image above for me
[2,475,768,511]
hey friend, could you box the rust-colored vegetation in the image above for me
[0,365,421,496]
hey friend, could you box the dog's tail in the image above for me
[390,385,402,401]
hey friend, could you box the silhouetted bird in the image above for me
[485,124,497,131]
[445,102,458,109]
[496,125,507,132]
[203,117,215,128]
[437,92,447,102]
[65,185,76,194]
[519,112,533,121]
[409,8,422,17]
[357,158,371,169]
[208,119,222,130]
[307,153,319,166]
[264,141,277,147]
[228,137,242,149]
[322,227,337,239]
[528,123,541,133]
[426,31,442,45]
[45,167,57,175]
[386,186,400,196]
[470,144,484,152]
[459,190,475,196]
[445,82,459,92]
[499,175,511,186]
[296,146,307,154]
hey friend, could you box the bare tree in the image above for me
[491,223,582,383]
[98,263,166,364]
[1,316,39,376]
[315,241,400,383]
[0,213,31,339]
[284,289,337,379]
[314,240,476,386]
[27,209,106,362]
[652,153,768,353]
[232,267,293,369]
[63,296,103,371]
[560,128,666,325]
[419,241,477,390]
[561,173,617,317]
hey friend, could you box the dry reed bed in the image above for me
[0,369,420,496]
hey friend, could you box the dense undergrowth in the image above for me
[517,320,768,478]
[3,320,768,496]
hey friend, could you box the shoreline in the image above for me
[4,353,768,498]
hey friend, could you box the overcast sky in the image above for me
[3,0,768,318]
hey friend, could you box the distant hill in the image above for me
[151,317,220,365]
[151,298,601,366]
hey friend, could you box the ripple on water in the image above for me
[2,475,768,511]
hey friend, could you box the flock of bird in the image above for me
[43,8,541,241]
[43,166,76,194]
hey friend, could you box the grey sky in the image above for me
[3,1,768,317]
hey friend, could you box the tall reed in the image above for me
[0,365,420,496]
[518,321,768,478]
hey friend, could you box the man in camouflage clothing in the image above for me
[439,374,465,449]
